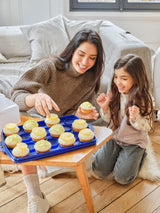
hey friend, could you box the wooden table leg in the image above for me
[75,163,95,213]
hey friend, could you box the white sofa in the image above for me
[0,15,155,109]
[153,47,160,109]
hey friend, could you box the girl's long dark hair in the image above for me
[54,28,104,93]
[109,54,153,129]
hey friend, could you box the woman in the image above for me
[11,28,104,119]
[11,28,104,213]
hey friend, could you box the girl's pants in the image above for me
[92,139,146,185]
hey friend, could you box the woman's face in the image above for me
[71,41,97,74]
[114,67,134,94]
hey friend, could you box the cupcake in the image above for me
[49,124,65,137]
[3,123,20,136]
[45,113,60,127]
[58,132,75,147]
[12,143,29,157]
[5,134,22,148]
[34,139,51,153]
[72,119,87,132]
[23,120,39,133]
[78,128,95,142]
[80,101,93,114]
[30,127,47,141]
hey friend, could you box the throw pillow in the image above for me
[0,26,31,58]
[0,53,7,63]
[63,16,103,40]
[21,15,69,62]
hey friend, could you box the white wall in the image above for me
[64,0,160,51]
[0,0,64,25]
[0,0,160,51]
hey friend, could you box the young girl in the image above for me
[93,54,154,185]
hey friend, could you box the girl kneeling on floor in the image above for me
[92,54,154,184]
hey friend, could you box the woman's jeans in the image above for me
[92,139,146,185]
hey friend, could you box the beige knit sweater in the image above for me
[11,57,97,117]
[100,93,151,148]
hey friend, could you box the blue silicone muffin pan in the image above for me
[0,115,97,163]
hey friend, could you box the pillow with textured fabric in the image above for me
[63,16,102,40]
[21,15,69,62]
[0,53,7,62]
[0,26,31,58]
[0,79,15,99]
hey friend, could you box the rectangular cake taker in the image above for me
[0,115,97,163]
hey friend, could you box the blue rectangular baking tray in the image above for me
[0,115,97,163]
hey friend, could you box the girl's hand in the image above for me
[25,93,60,117]
[96,92,110,114]
[129,105,140,122]
[75,106,99,120]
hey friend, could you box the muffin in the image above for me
[45,113,60,127]
[3,123,20,136]
[49,124,65,137]
[23,120,39,133]
[72,119,88,132]
[30,127,47,141]
[80,101,93,114]
[58,132,75,147]
[34,139,52,153]
[78,128,95,142]
[5,134,22,148]
[12,143,29,157]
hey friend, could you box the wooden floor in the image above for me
[1,121,160,213]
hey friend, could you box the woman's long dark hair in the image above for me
[55,28,104,93]
[109,54,153,129]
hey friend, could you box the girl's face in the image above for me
[114,67,134,94]
[71,41,97,74]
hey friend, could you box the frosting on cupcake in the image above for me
[45,113,60,127]
[49,124,65,137]
[23,120,38,132]
[78,128,94,142]
[30,127,47,141]
[3,123,19,136]
[58,132,75,146]
[12,143,29,157]
[5,134,22,148]
[34,140,51,153]
[80,101,93,113]
[72,119,87,132]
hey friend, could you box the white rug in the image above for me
[138,137,160,181]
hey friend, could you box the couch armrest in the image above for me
[153,47,160,109]
[99,22,154,93]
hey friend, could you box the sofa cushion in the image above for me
[21,15,69,62]
[0,26,31,58]
[0,79,14,99]
[63,16,102,40]
[0,58,35,98]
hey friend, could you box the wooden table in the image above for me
[0,116,112,213]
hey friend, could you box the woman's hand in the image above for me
[25,93,60,117]
[129,105,140,122]
[75,106,99,120]
[96,92,110,114]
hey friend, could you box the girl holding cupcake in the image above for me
[10,28,104,213]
